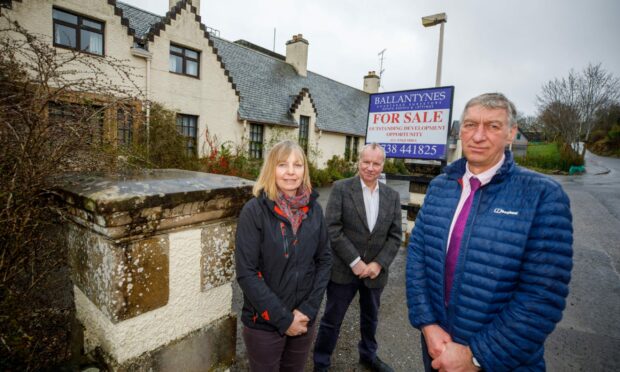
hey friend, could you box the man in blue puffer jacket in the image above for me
[406,93,573,371]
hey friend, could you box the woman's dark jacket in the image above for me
[235,190,332,335]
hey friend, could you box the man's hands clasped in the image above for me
[352,260,382,279]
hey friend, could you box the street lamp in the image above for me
[422,12,447,87]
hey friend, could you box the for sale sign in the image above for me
[365,86,454,160]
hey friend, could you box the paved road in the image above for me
[545,152,620,371]
[232,152,620,371]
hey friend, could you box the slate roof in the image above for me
[116,2,162,40]
[116,1,369,136]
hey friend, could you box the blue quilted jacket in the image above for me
[406,151,573,371]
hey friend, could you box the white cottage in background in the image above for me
[2,0,374,167]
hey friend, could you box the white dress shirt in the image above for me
[361,178,380,232]
[349,178,380,267]
[446,154,505,252]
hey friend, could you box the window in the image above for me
[517,133,521,140]
[48,102,104,144]
[53,8,104,55]
[344,136,359,162]
[176,114,198,156]
[299,115,309,154]
[170,44,200,77]
[117,108,133,147]
[249,124,264,159]
[345,136,352,161]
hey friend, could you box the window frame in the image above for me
[299,115,310,154]
[169,43,201,78]
[47,102,105,145]
[345,136,352,161]
[52,7,105,56]
[116,108,133,148]
[176,114,198,156]
[248,123,264,159]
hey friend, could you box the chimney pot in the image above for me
[286,34,309,77]
[363,71,380,93]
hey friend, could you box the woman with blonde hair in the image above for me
[235,140,331,371]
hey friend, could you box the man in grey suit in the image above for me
[313,143,402,372]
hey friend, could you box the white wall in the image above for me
[4,1,242,158]
[146,4,241,157]
[4,1,369,170]
[75,227,233,363]
[3,0,145,97]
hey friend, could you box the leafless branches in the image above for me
[536,63,620,155]
[0,14,143,367]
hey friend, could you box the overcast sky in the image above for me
[122,0,620,117]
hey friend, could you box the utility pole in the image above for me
[421,13,447,87]
[273,28,276,52]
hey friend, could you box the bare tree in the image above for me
[536,69,581,150]
[538,101,580,146]
[516,112,544,133]
[536,63,620,156]
[0,15,142,368]
[577,63,620,153]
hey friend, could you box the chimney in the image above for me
[286,34,309,77]
[169,0,200,16]
[363,71,380,94]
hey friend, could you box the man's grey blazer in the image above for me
[326,176,403,288]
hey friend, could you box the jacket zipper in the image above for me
[280,222,289,258]
[274,204,308,306]
[279,219,303,304]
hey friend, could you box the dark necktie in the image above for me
[445,177,481,306]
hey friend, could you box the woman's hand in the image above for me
[285,309,310,336]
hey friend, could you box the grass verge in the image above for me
[514,142,583,174]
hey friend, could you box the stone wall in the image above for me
[56,169,253,370]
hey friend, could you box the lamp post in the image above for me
[422,12,447,87]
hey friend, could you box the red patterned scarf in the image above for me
[274,186,310,235]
